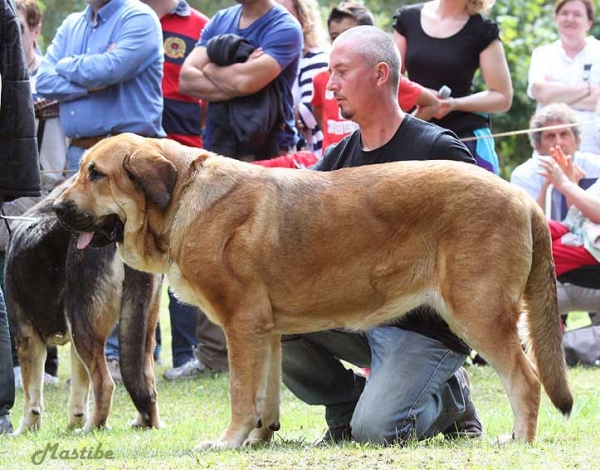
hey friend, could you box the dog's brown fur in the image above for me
[54,133,573,449]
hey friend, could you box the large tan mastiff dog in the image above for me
[53,133,573,449]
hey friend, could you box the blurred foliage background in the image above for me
[33,0,600,179]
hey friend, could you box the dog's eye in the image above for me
[89,168,105,181]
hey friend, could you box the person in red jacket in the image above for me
[146,0,209,147]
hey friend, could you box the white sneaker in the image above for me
[163,357,207,381]
[13,366,59,388]
[44,373,60,386]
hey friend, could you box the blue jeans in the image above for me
[168,289,199,368]
[105,323,162,362]
[105,325,120,361]
[65,145,85,172]
[0,285,15,417]
[281,326,469,444]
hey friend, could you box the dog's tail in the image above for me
[119,266,163,427]
[523,205,573,417]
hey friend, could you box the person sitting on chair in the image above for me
[511,102,600,208]
[539,145,600,273]
[513,103,600,324]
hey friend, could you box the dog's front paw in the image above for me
[496,433,515,445]
[194,440,231,451]
[15,415,41,435]
[14,423,39,436]
[243,427,274,447]
[195,436,249,451]
[68,413,86,429]
[131,414,165,430]
[77,422,111,434]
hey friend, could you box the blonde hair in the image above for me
[291,0,327,50]
[466,0,496,15]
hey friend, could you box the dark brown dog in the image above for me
[6,181,163,434]
[53,133,573,449]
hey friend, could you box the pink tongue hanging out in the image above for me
[77,232,94,250]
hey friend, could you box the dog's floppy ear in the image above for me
[123,150,177,209]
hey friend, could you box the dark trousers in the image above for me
[168,290,199,367]
[0,268,14,416]
[105,323,162,362]
[195,306,228,372]
[168,289,228,371]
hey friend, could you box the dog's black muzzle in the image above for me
[53,200,124,247]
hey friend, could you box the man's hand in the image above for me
[536,154,572,192]
[86,44,116,94]
[550,146,585,184]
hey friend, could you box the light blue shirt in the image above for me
[36,0,165,138]
[510,150,600,200]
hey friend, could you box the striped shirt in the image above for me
[295,47,329,157]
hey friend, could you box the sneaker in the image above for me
[442,401,483,439]
[106,358,123,384]
[0,415,13,435]
[313,423,352,446]
[13,367,59,388]
[442,367,483,439]
[163,357,207,381]
[44,373,60,386]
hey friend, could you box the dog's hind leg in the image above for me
[67,342,90,429]
[119,267,163,429]
[68,299,117,432]
[443,292,541,442]
[14,323,46,434]
[71,331,116,432]
[243,333,282,446]
[66,243,121,432]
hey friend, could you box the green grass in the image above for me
[1,304,599,469]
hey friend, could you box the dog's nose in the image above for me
[52,200,69,216]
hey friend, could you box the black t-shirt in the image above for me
[313,115,474,354]
[393,3,499,137]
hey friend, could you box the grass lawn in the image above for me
[1,301,599,469]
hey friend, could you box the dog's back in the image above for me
[5,185,72,343]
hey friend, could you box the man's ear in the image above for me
[123,150,177,209]
[375,62,391,85]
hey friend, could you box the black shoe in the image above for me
[313,424,352,446]
[0,415,13,435]
[442,401,483,439]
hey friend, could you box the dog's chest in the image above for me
[166,263,219,322]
